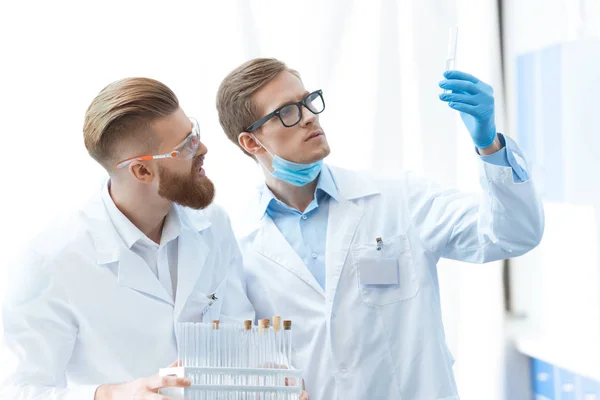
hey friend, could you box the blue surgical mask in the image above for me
[252,135,323,187]
[271,156,323,187]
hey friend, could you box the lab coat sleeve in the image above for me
[218,213,256,325]
[0,250,100,400]
[407,134,544,262]
[478,133,528,183]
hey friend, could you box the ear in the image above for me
[238,132,265,155]
[128,161,155,183]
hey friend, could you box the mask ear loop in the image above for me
[250,134,275,173]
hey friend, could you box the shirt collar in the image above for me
[318,164,339,201]
[160,207,181,245]
[257,164,339,219]
[101,181,181,249]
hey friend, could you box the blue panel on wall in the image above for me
[516,45,566,202]
[557,368,577,400]
[531,358,556,399]
[582,377,600,398]
[539,45,564,202]
[516,52,536,162]
[529,357,600,399]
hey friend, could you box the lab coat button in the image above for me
[301,215,308,220]
[340,365,347,373]
[311,252,317,259]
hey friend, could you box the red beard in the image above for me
[157,162,215,210]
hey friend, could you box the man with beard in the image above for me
[0,78,258,399]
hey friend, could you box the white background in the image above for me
[1,0,598,398]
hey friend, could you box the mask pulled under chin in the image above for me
[269,155,323,187]
[252,135,323,187]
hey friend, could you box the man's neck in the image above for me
[109,180,171,244]
[264,173,319,213]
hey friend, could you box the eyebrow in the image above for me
[272,90,311,111]
[172,121,194,149]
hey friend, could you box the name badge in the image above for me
[358,256,399,285]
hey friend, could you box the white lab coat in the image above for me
[0,191,255,399]
[236,149,544,399]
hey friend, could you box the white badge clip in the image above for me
[208,292,218,306]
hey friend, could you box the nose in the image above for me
[300,105,318,127]
[196,141,208,157]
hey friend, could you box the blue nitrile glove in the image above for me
[438,70,497,149]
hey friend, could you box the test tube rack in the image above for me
[159,319,302,399]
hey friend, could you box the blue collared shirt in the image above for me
[259,165,338,290]
[259,133,526,290]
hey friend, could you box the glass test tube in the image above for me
[177,323,183,369]
[266,319,273,399]
[283,320,292,369]
[187,323,194,367]
[244,320,252,396]
[443,25,458,94]
[212,320,219,400]
[263,322,268,396]
[272,316,282,390]
[258,319,266,389]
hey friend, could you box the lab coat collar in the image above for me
[84,181,212,265]
[101,182,182,249]
[174,221,211,319]
[83,184,213,308]
[245,165,375,300]
[327,165,380,200]
[238,164,380,238]
[101,182,147,249]
[253,216,326,298]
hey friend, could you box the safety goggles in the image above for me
[116,117,201,170]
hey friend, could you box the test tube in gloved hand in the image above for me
[443,26,458,94]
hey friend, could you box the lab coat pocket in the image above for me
[352,234,419,307]
[179,279,227,323]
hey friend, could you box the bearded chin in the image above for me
[157,166,215,210]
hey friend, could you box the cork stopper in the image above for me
[244,320,252,331]
[273,316,282,332]
[265,319,271,329]
[283,320,292,330]
[212,320,220,330]
[258,319,269,329]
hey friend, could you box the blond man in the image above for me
[216,58,544,400]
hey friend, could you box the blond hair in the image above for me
[83,77,179,171]
[216,58,300,157]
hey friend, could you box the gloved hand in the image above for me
[438,70,497,148]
